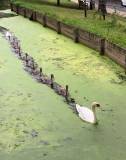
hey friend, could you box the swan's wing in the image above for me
[76,104,91,114]
[6,32,11,37]
[76,104,82,113]
[76,104,94,123]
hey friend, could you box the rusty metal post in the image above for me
[18,46,21,57]
[65,85,69,102]
[51,74,54,89]
[39,67,42,77]
[25,53,28,67]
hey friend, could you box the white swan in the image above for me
[76,102,101,124]
[5,31,12,40]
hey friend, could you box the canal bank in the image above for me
[0,9,126,160]
[11,3,126,69]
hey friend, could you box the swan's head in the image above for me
[92,102,101,108]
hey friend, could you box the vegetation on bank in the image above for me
[0,0,10,9]
[11,0,126,48]
[28,0,78,7]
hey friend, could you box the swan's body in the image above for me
[6,31,11,40]
[76,102,100,124]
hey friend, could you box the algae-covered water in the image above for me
[0,10,126,160]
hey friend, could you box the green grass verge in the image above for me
[0,0,10,10]
[11,0,126,48]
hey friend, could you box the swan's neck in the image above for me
[91,105,97,124]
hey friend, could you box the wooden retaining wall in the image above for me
[60,23,75,40]
[18,6,25,16]
[105,41,126,68]
[78,29,102,52]
[36,12,44,25]
[10,3,126,68]
[25,8,33,19]
[46,16,58,31]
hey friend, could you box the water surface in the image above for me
[0,10,126,160]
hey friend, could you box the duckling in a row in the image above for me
[5,31,12,41]
[5,31,70,100]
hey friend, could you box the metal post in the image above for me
[83,0,87,17]
[18,46,21,57]
[90,0,93,10]
[39,67,42,77]
[25,53,28,67]
[25,53,28,61]
[65,85,69,102]
[32,59,35,70]
[51,74,54,89]
[57,0,60,6]
[125,55,126,74]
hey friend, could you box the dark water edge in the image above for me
[0,0,10,10]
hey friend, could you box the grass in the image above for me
[11,0,126,48]
[0,0,10,10]
[35,0,77,7]
[11,0,78,8]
